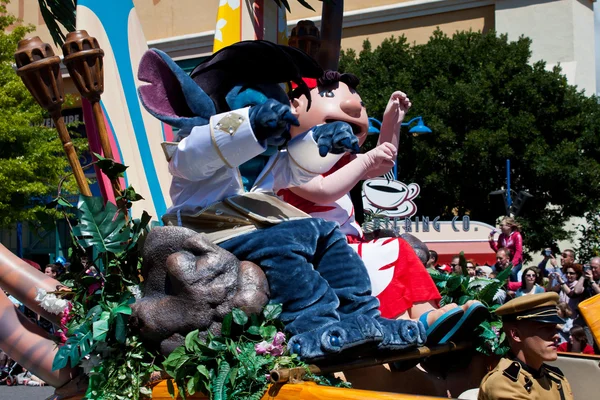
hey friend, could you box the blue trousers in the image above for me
[220,218,381,335]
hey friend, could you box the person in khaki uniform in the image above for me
[478,292,573,400]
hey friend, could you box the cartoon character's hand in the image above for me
[312,121,361,157]
[249,99,299,144]
[384,91,411,125]
[363,142,397,178]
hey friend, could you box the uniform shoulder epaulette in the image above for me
[502,360,521,382]
[544,364,565,378]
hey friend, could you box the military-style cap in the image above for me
[495,292,565,324]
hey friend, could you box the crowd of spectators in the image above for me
[427,239,600,355]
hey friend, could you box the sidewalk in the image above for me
[0,385,54,399]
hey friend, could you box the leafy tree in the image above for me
[576,211,600,262]
[339,30,600,253]
[0,1,84,228]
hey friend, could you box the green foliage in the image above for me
[339,30,600,252]
[72,196,131,256]
[164,305,344,400]
[37,0,76,46]
[0,1,85,228]
[576,210,600,262]
[429,265,511,356]
[51,186,157,400]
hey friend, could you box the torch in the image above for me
[15,37,92,197]
[62,30,123,200]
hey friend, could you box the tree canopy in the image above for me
[339,30,600,252]
[0,1,83,228]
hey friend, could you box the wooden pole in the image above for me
[316,0,344,71]
[62,30,123,201]
[15,37,92,197]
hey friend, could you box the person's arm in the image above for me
[512,232,523,265]
[584,270,600,295]
[170,108,267,181]
[488,233,500,252]
[286,143,396,203]
[557,276,585,297]
[538,258,549,276]
[572,276,586,295]
[548,273,562,293]
[376,91,411,148]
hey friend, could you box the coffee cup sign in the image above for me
[362,178,420,218]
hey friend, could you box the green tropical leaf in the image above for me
[232,308,248,326]
[92,318,109,341]
[52,343,71,371]
[93,153,129,180]
[167,379,175,398]
[185,330,201,353]
[221,313,233,337]
[114,313,128,343]
[187,372,199,396]
[212,360,230,400]
[37,0,76,46]
[72,196,130,254]
[259,325,277,341]
[262,303,282,321]
[446,275,463,291]
[495,266,512,283]
[295,0,315,12]
[112,305,132,315]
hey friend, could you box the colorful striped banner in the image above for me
[76,0,173,221]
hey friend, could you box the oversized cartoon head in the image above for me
[289,71,370,146]
[138,41,323,130]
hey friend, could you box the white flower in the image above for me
[80,354,102,375]
[128,285,142,300]
[36,287,69,315]
[34,288,47,302]
[219,0,240,10]
[215,19,227,42]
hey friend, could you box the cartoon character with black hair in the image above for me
[278,71,488,345]
[137,41,424,361]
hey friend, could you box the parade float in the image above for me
[0,1,599,399]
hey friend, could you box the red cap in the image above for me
[291,77,318,90]
[438,265,452,273]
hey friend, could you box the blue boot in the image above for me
[288,314,383,361]
[375,317,426,350]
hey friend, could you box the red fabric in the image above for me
[507,281,522,291]
[557,342,596,355]
[352,236,441,319]
[291,77,318,90]
[489,231,523,266]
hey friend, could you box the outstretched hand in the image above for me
[363,142,397,178]
[383,91,412,125]
[312,121,361,157]
[249,99,299,145]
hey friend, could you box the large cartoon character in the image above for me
[277,72,487,345]
[137,41,424,361]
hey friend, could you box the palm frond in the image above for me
[38,0,76,47]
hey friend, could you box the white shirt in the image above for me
[168,107,342,216]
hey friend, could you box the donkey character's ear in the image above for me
[138,49,216,129]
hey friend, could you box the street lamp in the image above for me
[368,116,432,136]
[367,116,432,178]
[403,116,432,136]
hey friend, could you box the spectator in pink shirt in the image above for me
[489,217,523,282]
